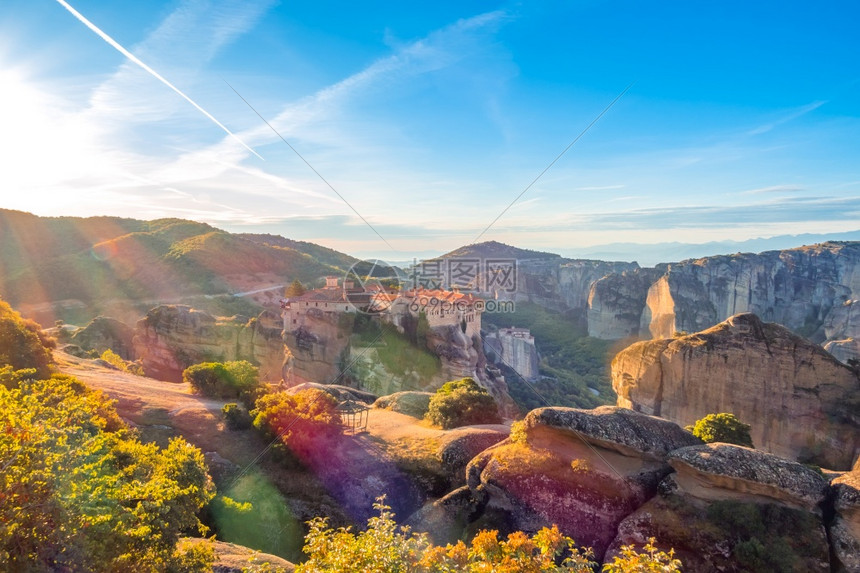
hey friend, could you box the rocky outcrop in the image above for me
[133,305,286,382]
[824,299,860,364]
[606,443,833,572]
[287,382,377,405]
[464,406,701,559]
[831,461,860,572]
[178,539,295,572]
[483,328,540,381]
[612,313,860,469]
[373,391,434,418]
[71,316,136,359]
[513,259,639,311]
[641,243,860,338]
[586,268,663,339]
[437,425,509,487]
[667,443,829,511]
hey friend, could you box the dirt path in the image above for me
[54,350,265,465]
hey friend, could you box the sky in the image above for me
[1,0,859,261]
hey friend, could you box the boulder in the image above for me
[178,538,294,572]
[612,313,860,469]
[287,382,377,405]
[71,316,136,359]
[667,443,829,512]
[831,462,860,572]
[437,425,509,486]
[405,486,487,545]
[464,406,701,559]
[373,391,434,418]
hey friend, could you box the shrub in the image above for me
[686,412,754,447]
[425,377,501,429]
[253,388,343,459]
[223,402,253,430]
[602,538,682,572]
[100,348,145,376]
[0,375,215,571]
[183,360,260,404]
[297,498,593,572]
[0,299,52,378]
[296,496,680,572]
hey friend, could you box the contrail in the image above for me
[54,0,263,160]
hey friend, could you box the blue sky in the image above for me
[1,0,858,260]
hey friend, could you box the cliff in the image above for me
[611,313,860,469]
[443,406,848,569]
[133,305,286,382]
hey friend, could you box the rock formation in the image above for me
[586,268,663,339]
[464,406,702,559]
[831,459,860,572]
[411,404,852,570]
[611,313,860,469]
[133,305,286,382]
[70,316,136,359]
[607,443,833,572]
[513,259,639,310]
[580,242,860,363]
[483,327,540,381]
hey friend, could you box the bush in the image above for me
[686,413,754,447]
[183,360,260,404]
[296,497,680,572]
[603,538,682,572]
[100,348,145,376]
[425,377,501,429]
[0,375,215,571]
[223,403,253,430]
[0,299,52,378]
[253,388,344,459]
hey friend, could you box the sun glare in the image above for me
[0,66,105,209]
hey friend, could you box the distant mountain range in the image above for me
[556,232,860,266]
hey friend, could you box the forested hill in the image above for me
[0,209,358,321]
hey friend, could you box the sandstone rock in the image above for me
[640,243,860,340]
[606,490,831,572]
[437,425,509,487]
[832,465,860,572]
[405,486,487,545]
[824,299,860,364]
[134,305,286,382]
[287,382,377,405]
[373,391,434,417]
[514,259,639,311]
[71,316,136,359]
[825,338,860,366]
[587,268,662,339]
[606,443,833,571]
[667,443,829,512]
[464,407,699,559]
[179,538,294,572]
[612,313,860,469]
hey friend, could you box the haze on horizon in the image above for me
[1,0,858,261]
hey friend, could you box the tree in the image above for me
[253,388,344,460]
[686,412,754,447]
[0,374,215,571]
[425,377,501,429]
[183,360,260,405]
[285,279,307,297]
[0,299,52,378]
